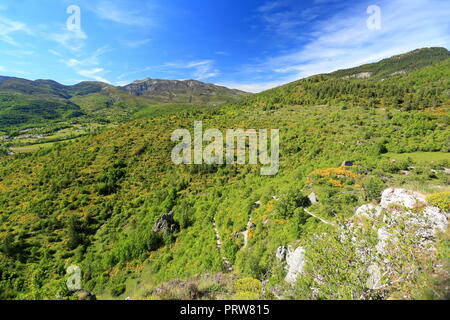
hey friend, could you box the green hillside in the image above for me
[330,47,450,80]
[0,78,248,131]
[0,48,449,300]
[0,78,249,154]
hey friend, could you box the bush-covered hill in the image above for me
[0,48,448,300]
[330,47,450,80]
[0,78,249,132]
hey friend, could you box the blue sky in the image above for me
[0,0,449,92]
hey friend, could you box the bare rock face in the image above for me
[343,72,372,79]
[152,212,177,234]
[355,203,383,219]
[355,188,448,238]
[284,246,306,284]
[353,188,449,287]
[308,192,318,204]
[380,188,426,209]
[278,188,448,289]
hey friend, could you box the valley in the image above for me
[0,47,448,300]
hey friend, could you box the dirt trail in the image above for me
[304,208,336,227]
[212,221,233,272]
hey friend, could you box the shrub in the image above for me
[276,190,311,219]
[426,192,450,212]
[362,176,386,201]
[233,277,263,296]
[111,284,126,297]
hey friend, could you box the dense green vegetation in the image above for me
[0,48,449,300]
[0,78,247,154]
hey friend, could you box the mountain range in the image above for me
[0,77,249,131]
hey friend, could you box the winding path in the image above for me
[212,221,233,272]
[304,208,336,227]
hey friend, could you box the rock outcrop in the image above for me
[279,188,448,289]
[353,188,448,288]
[152,212,177,234]
[276,246,287,261]
[355,188,448,252]
[67,289,97,301]
[284,246,306,284]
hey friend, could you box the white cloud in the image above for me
[48,28,87,53]
[93,1,155,27]
[115,80,130,86]
[120,38,152,48]
[117,66,154,80]
[60,46,110,68]
[0,66,5,72]
[216,80,288,93]
[0,15,30,46]
[48,49,62,57]
[166,60,220,80]
[227,0,450,92]
[78,68,110,83]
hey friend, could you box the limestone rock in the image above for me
[355,203,382,219]
[276,246,287,261]
[366,264,382,290]
[284,246,305,283]
[308,192,318,204]
[380,188,426,209]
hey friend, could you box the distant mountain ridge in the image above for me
[0,77,249,130]
[122,78,249,104]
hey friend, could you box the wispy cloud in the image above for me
[225,0,450,92]
[48,27,87,53]
[60,46,110,68]
[0,15,30,46]
[119,38,152,48]
[117,66,154,81]
[78,67,110,83]
[92,1,155,27]
[58,46,111,83]
[166,60,220,80]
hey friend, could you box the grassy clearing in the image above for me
[384,152,450,163]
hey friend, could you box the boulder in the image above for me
[67,289,96,301]
[284,246,305,283]
[308,192,318,204]
[276,246,287,262]
[152,212,177,234]
[355,203,382,219]
[366,264,382,290]
[354,188,448,253]
[380,188,426,209]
